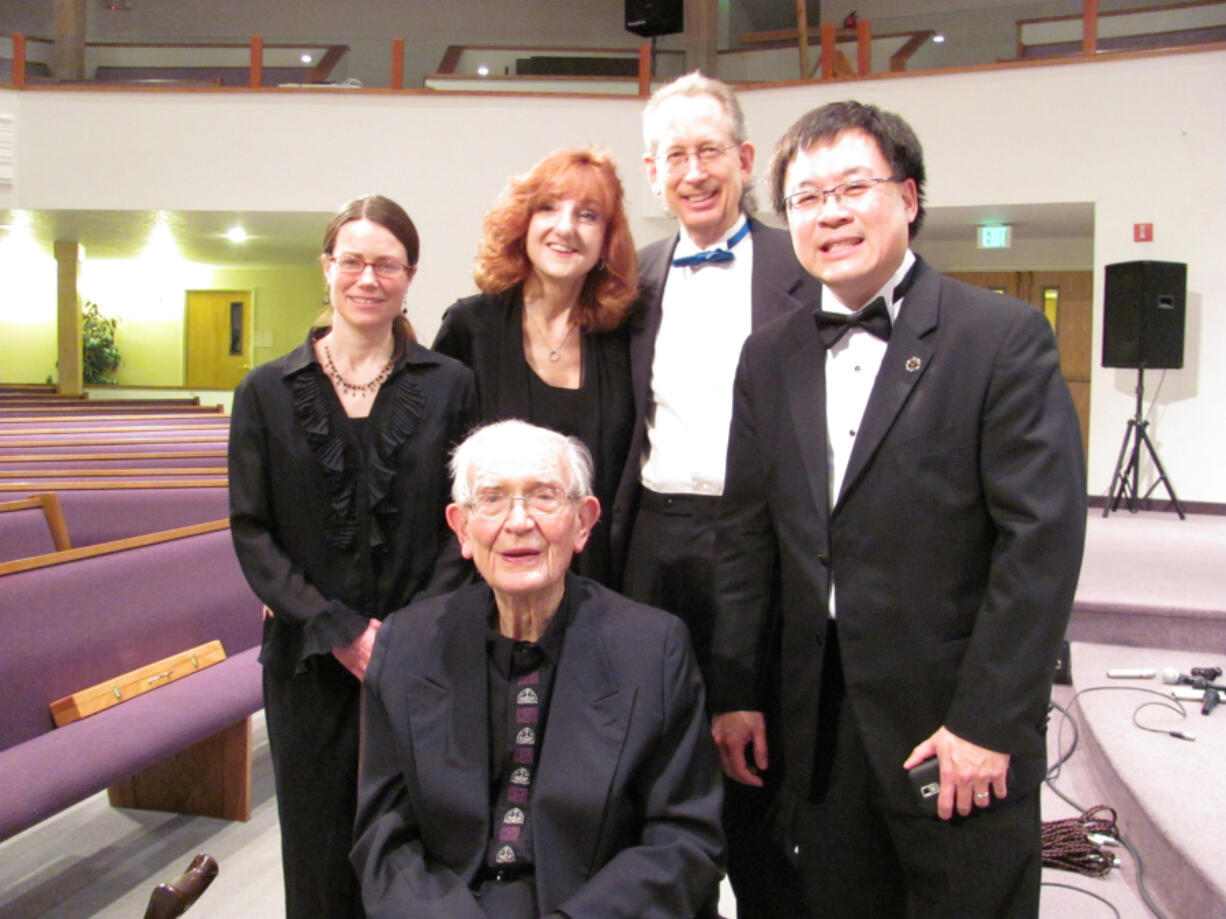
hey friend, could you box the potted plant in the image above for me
[82,300,121,384]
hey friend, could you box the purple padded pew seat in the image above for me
[0,646,262,840]
[0,440,228,457]
[0,502,60,562]
[0,524,262,840]
[30,486,229,547]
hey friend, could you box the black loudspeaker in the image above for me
[626,0,683,37]
[1102,260,1187,369]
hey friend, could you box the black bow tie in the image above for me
[815,296,892,347]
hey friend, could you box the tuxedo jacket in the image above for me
[709,256,1087,813]
[351,575,725,919]
[608,217,822,584]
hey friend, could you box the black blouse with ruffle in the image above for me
[228,330,477,678]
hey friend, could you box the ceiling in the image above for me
[0,208,327,267]
[0,202,1094,267]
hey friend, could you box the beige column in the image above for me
[55,240,84,395]
[52,0,87,82]
[684,0,718,76]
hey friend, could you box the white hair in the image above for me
[449,419,594,505]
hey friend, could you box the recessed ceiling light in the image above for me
[933,34,945,43]
[301,54,312,64]
[477,65,490,77]
[226,226,249,243]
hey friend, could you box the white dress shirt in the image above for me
[641,216,754,496]
[825,249,915,615]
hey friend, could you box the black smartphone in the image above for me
[906,757,941,815]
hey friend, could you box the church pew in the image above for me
[0,436,229,456]
[0,453,227,472]
[0,493,71,563]
[0,521,262,841]
[0,484,229,548]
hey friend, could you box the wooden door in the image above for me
[185,291,252,390]
[945,270,1091,457]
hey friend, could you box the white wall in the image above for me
[2,48,1224,502]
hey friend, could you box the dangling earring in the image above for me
[323,288,331,306]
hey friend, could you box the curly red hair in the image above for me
[473,147,638,332]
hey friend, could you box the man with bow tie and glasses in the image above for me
[608,71,819,919]
[708,100,1086,918]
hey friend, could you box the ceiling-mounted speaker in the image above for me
[626,0,683,38]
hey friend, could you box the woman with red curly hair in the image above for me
[433,147,638,586]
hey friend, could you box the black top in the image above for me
[433,287,634,587]
[228,328,477,678]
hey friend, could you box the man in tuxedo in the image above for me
[610,71,818,918]
[352,420,723,919]
[709,101,1086,918]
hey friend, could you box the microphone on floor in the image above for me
[1161,667,1226,691]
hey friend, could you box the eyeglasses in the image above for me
[783,176,903,214]
[657,143,737,174]
[466,486,575,520]
[329,254,412,280]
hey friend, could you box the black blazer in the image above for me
[608,217,822,584]
[228,332,476,678]
[351,574,725,919]
[710,257,1086,813]
[433,289,633,586]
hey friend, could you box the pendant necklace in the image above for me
[526,308,575,363]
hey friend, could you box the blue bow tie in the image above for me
[672,221,750,268]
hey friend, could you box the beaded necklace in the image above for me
[322,342,394,398]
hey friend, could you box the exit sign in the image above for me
[978,225,1012,249]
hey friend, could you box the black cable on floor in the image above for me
[1045,692,1180,919]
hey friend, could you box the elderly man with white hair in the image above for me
[352,419,724,919]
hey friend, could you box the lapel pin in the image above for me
[905,356,922,373]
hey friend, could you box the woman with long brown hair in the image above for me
[433,147,638,586]
[228,194,474,919]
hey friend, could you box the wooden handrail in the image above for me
[857,18,872,75]
[391,37,404,89]
[13,32,25,88]
[0,479,228,491]
[796,0,810,80]
[0,468,225,478]
[0,518,228,577]
[249,35,262,88]
[1,436,226,447]
[0,418,226,430]
[821,23,836,79]
[0,455,225,468]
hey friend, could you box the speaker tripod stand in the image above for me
[1104,368,1185,519]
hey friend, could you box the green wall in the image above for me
[0,248,322,386]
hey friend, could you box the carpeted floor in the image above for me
[2,510,1224,918]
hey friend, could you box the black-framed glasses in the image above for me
[466,485,575,520]
[329,254,412,280]
[657,143,737,174]
[783,176,903,214]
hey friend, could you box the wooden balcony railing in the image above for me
[2,2,1224,95]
